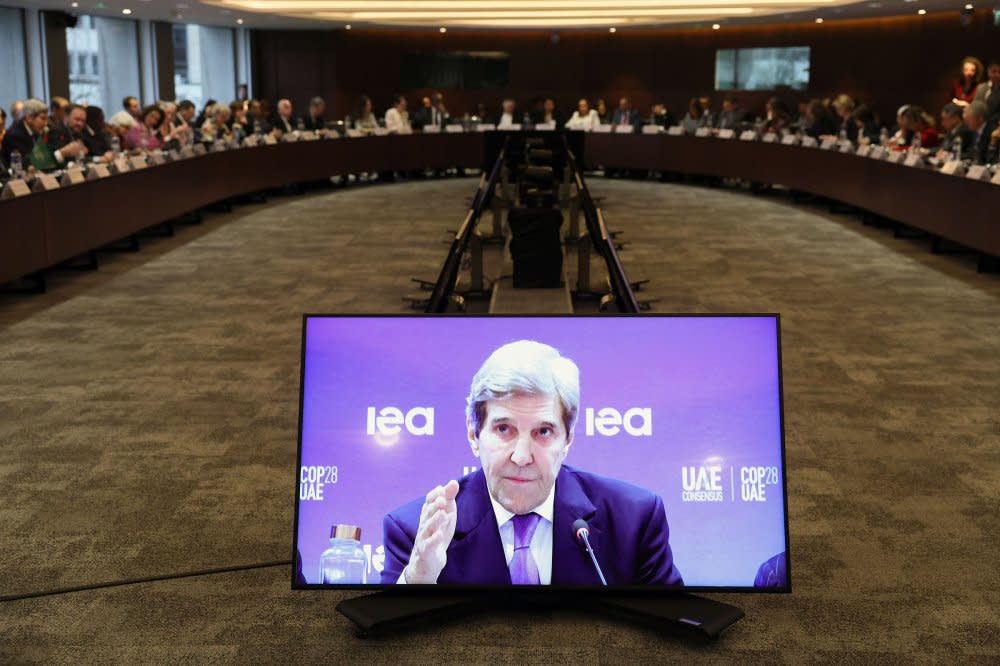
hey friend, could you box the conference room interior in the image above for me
[2,0,999,662]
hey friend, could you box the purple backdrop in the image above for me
[295,316,787,588]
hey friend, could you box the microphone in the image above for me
[572,519,607,586]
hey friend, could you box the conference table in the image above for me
[2,131,998,288]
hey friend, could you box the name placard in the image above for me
[300,131,317,141]
[61,167,86,186]
[111,157,131,174]
[242,135,259,147]
[263,134,278,145]
[739,130,757,141]
[856,145,872,157]
[593,124,613,134]
[147,152,166,166]
[445,124,465,133]
[345,129,363,138]
[87,164,111,180]
[781,134,799,145]
[667,126,685,136]
[193,143,208,155]
[694,127,712,137]
[868,146,887,160]
[168,150,181,161]
[800,136,819,148]
[838,141,854,153]
[0,179,31,199]
[717,129,736,139]
[762,133,778,143]
[820,138,838,150]
[939,160,966,176]
[641,124,663,135]
[886,151,906,164]
[535,121,556,131]
[32,174,61,192]
[128,155,148,170]
[965,165,989,181]
[180,146,195,159]
[476,123,496,132]
[422,125,441,134]
[372,128,390,136]
[903,153,924,168]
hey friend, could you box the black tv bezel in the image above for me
[291,313,791,595]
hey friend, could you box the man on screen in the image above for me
[381,340,683,586]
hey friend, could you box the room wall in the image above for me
[251,11,1000,127]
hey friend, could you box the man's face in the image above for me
[989,65,1000,86]
[127,98,140,116]
[578,100,589,115]
[279,101,292,118]
[181,107,195,122]
[312,101,325,116]
[469,393,572,515]
[544,99,555,113]
[618,97,628,111]
[422,97,431,108]
[698,96,710,109]
[53,102,68,122]
[723,100,734,112]
[502,100,515,114]
[940,111,959,132]
[67,108,87,133]
[26,112,48,134]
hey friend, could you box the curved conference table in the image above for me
[2,131,999,288]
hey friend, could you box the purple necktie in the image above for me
[509,513,541,585]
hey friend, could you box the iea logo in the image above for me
[366,406,435,436]
[584,407,652,437]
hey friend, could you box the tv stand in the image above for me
[336,590,743,641]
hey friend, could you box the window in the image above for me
[173,24,236,109]
[67,15,141,113]
[714,47,810,91]
[0,7,29,112]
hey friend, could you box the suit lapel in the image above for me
[551,466,602,585]
[441,469,510,585]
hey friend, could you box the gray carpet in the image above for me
[1,178,998,663]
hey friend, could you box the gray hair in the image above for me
[465,340,580,438]
[966,101,987,121]
[23,98,47,118]
[108,110,136,128]
[158,100,177,113]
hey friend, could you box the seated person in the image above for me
[952,56,984,107]
[761,97,791,135]
[679,98,703,134]
[716,95,750,130]
[831,94,858,143]
[272,99,296,134]
[595,98,609,124]
[0,107,7,176]
[803,99,838,139]
[228,101,249,141]
[646,102,674,127]
[107,110,136,150]
[300,96,326,132]
[156,101,188,149]
[851,105,881,145]
[564,98,600,131]
[411,96,433,130]
[497,98,518,128]
[354,95,378,133]
[611,97,638,132]
[82,106,113,162]
[245,99,271,136]
[124,105,167,151]
[63,104,101,163]
[896,105,939,150]
[963,101,998,164]
[973,59,1000,124]
[537,98,559,126]
[936,102,975,160]
[697,95,715,128]
[382,340,683,586]
[1,98,87,171]
[200,103,233,142]
[384,94,411,134]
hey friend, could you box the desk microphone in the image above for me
[572,519,607,586]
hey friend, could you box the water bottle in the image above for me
[319,524,367,584]
[111,135,121,156]
[10,150,24,179]
[522,112,532,130]
[297,117,306,132]
[953,135,963,162]
[911,133,921,152]
[253,118,262,136]
[838,128,847,144]
[879,127,889,147]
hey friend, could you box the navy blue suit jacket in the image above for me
[381,465,683,586]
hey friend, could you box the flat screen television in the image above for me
[293,315,789,636]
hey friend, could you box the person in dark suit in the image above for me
[272,98,296,134]
[299,96,327,132]
[0,107,8,177]
[1,98,86,170]
[716,95,750,130]
[611,97,639,133]
[963,101,998,164]
[802,98,838,139]
[936,103,975,159]
[381,340,683,587]
[852,105,881,145]
[973,60,1000,124]
[82,106,112,161]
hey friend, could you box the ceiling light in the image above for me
[344,23,351,29]
[213,0,838,8]
[712,23,721,29]
[237,17,244,23]
[71,2,79,7]
[815,17,823,22]
[330,8,758,20]
[609,26,616,32]
[964,2,973,7]
[122,8,132,15]
[917,8,926,14]
[439,26,447,32]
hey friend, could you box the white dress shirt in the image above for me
[490,483,555,585]
[564,110,600,132]
[397,481,556,584]
[497,112,515,128]
[385,107,411,134]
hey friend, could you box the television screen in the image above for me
[715,46,810,91]
[293,315,789,592]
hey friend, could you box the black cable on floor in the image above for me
[0,559,293,603]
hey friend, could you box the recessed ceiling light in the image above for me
[345,24,351,29]
[237,18,244,24]
[609,26,616,32]
[712,23,720,29]
[964,2,973,8]
[917,8,926,14]
[815,17,823,23]
[122,8,132,15]
[70,2,79,7]
[439,26,447,32]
